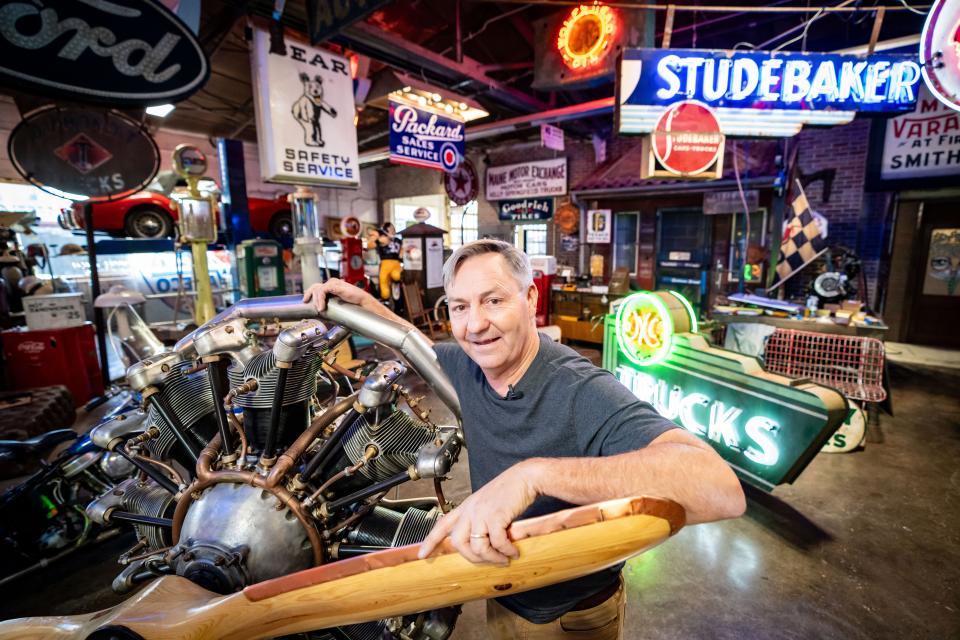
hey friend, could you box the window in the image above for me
[449,200,478,251]
[392,203,422,231]
[513,223,547,255]
[613,212,639,275]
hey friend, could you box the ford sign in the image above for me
[0,0,209,106]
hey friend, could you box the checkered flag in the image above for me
[769,181,827,291]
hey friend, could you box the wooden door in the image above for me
[906,201,960,347]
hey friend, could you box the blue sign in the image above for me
[618,49,923,138]
[389,99,465,172]
[498,198,554,222]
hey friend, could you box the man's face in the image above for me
[446,253,538,376]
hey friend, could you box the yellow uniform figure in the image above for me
[370,223,402,301]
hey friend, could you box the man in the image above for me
[305,239,745,639]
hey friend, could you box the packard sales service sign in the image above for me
[389,99,465,172]
[250,28,358,187]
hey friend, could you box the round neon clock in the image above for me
[615,291,698,367]
[557,3,617,70]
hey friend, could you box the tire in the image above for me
[124,206,174,239]
[0,386,75,439]
[268,211,293,242]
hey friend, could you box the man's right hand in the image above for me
[303,278,377,313]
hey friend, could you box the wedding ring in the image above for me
[469,533,488,539]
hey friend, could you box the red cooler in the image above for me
[2,323,104,406]
[530,256,557,327]
[340,237,367,289]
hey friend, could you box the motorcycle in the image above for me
[0,396,140,586]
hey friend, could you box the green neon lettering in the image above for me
[679,392,710,435]
[708,401,742,449]
[744,416,780,466]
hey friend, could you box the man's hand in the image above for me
[418,461,540,565]
[303,278,377,313]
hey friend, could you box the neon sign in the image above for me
[619,49,923,137]
[557,3,617,70]
[604,292,846,489]
[615,291,696,367]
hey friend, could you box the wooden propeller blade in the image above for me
[0,496,684,640]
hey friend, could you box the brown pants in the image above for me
[486,578,626,640]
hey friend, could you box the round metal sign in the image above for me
[340,216,361,238]
[920,0,960,112]
[615,291,697,367]
[652,101,724,176]
[554,202,580,235]
[173,144,208,178]
[443,159,479,206]
[8,106,160,201]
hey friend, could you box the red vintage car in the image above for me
[59,184,293,240]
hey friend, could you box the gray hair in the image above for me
[442,239,533,292]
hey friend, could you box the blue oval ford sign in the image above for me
[0,0,209,106]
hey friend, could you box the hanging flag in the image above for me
[769,182,827,290]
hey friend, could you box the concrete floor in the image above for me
[0,360,957,639]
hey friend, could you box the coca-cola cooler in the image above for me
[530,255,557,327]
[2,323,104,406]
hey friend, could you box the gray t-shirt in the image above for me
[433,333,676,623]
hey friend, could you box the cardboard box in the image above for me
[23,293,85,330]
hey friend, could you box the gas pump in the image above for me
[339,216,366,289]
[287,186,327,289]
[172,145,217,325]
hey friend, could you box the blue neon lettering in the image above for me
[781,60,810,102]
[729,57,759,100]
[656,54,682,100]
[758,59,784,101]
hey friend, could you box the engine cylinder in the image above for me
[145,360,217,464]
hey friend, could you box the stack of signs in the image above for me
[389,98,465,172]
[250,28,359,187]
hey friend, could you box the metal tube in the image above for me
[324,471,410,514]
[147,394,201,463]
[83,202,110,390]
[300,408,359,482]
[108,511,173,528]
[206,359,234,455]
[335,544,388,558]
[115,447,178,495]
[264,365,289,459]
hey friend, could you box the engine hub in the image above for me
[176,483,313,593]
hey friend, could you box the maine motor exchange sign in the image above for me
[485,158,567,201]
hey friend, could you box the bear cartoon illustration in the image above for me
[292,73,338,147]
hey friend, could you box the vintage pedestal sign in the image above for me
[9,106,160,201]
[619,48,922,138]
[389,98,465,172]
[920,0,960,112]
[603,291,847,489]
[0,0,208,106]
[250,27,359,187]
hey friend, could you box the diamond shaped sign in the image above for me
[54,133,113,175]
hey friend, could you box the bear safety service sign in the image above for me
[250,28,359,187]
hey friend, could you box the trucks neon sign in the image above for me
[618,49,922,137]
[604,291,846,489]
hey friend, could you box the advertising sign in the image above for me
[250,27,359,187]
[486,158,568,201]
[0,0,209,107]
[603,291,847,489]
[879,84,960,183]
[920,0,960,112]
[498,198,554,222]
[586,209,611,243]
[541,124,565,151]
[642,100,724,179]
[619,48,922,137]
[9,107,160,201]
[389,99,465,172]
[444,159,479,206]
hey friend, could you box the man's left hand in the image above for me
[418,461,540,565]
